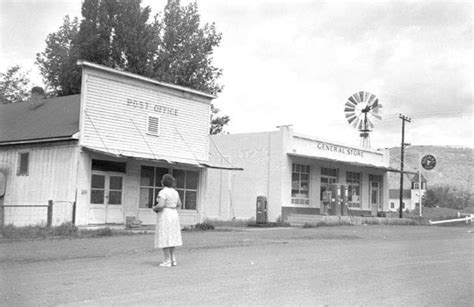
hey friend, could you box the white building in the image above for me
[204,126,397,223]
[388,173,427,212]
[0,61,217,227]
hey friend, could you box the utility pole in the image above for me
[399,114,411,218]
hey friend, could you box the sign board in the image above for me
[421,154,436,170]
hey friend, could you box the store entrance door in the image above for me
[369,181,381,215]
[88,172,124,224]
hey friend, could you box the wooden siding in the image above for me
[0,143,79,226]
[80,69,210,164]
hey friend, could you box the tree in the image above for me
[0,65,31,104]
[423,185,473,210]
[36,15,80,96]
[152,0,222,95]
[36,0,229,133]
[210,104,230,134]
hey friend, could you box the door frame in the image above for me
[88,170,125,224]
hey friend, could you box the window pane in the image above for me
[177,189,185,206]
[155,168,169,187]
[185,191,197,210]
[91,190,104,204]
[186,171,199,190]
[91,175,105,189]
[110,176,123,190]
[140,166,154,187]
[109,191,122,205]
[19,153,29,174]
[174,169,185,189]
[139,187,154,208]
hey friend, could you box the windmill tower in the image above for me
[344,91,382,148]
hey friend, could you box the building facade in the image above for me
[0,61,214,227]
[388,173,427,212]
[205,126,395,223]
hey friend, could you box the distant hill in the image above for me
[387,146,473,192]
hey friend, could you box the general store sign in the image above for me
[316,142,364,157]
[126,98,178,116]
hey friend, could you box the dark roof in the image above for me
[411,173,428,183]
[389,189,411,199]
[0,95,80,144]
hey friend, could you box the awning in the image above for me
[82,146,243,171]
[288,152,414,174]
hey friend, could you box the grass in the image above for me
[1,223,136,240]
[302,221,353,228]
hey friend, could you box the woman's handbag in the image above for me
[152,205,163,213]
[152,200,164,213]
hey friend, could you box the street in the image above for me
[1,225,473,306]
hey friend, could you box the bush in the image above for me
[194,223,215,231]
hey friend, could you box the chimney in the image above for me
[29,86,46,110]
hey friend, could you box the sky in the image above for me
[0,0,472,149]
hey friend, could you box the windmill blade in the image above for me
[349,94,360,105]
[345,111,356,119]
[346,113,357,123]
[357,117,365,130]
[345,101,356,110]
[366,118,375,130]
[371,113,382,120]
[367,94,376,105]
[344,104,356,112]
[358,91,365,102]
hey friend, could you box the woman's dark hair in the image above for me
[161,174,176,188]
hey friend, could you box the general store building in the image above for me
[0,61,215,227]
[205,126,395,223]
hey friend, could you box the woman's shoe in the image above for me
[171,260,177,266]
[159,261,172,267]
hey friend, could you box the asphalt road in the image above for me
[1,225,473,306]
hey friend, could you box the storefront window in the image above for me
[139,166,199,210]
[291,163,310,205]
[174,169,199,210]
[139,166,169,208]
[320,167,338,201]
[346,172,361,208]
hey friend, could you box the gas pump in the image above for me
[322,190,332,215]
[256,196,267,224]
[324,184,349,216]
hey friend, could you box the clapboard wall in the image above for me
[80,66,211,164]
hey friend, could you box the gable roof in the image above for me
[0,95,81,145]
[411,173,428,183]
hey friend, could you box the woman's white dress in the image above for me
[154,187,183,248]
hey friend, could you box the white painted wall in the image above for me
[0,142,79,226]
[80,67,211,164]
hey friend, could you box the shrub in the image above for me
[194,223,215,231]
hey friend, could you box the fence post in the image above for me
[72,201,76,225]
[47,200,53,227]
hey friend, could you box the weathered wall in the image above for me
[0,142,79,226]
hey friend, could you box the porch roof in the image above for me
[82,146,243,171]
[288,152,414,174]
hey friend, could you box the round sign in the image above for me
[421,154,436,170]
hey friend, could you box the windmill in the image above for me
[344,91,382,148]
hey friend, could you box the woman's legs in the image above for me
[170,247,177,266]
[162,248,171,264]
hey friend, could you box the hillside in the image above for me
[388,146,473,192]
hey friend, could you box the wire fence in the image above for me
[0,200,76,230]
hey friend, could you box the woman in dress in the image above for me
[153,174,183,267]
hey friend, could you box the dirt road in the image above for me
[1,225,473,306]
